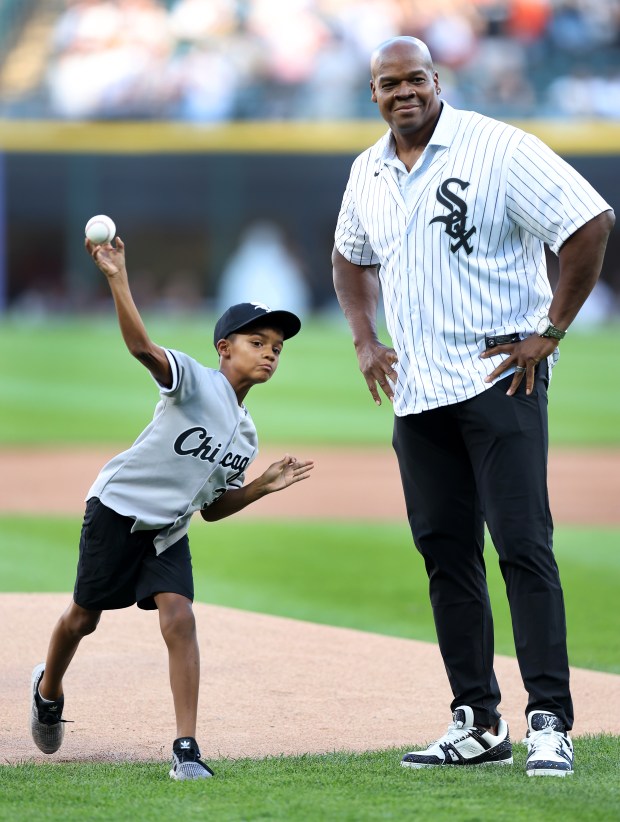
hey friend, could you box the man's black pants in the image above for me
[392,363,573,729]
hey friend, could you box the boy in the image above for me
[30,235,314,780]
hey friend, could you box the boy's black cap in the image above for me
[213,302,301,347]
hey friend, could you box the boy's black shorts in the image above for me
[73,497,194,611]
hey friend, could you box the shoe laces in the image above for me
[523,727,568,756]
[35,692,70,725]
[37,709,72,726]
[437,717,473,747]
[176,748,200,763]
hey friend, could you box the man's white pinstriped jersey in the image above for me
[335,102,611,415]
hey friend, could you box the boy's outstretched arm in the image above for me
[85,237,172,387]
[201,455,314,522]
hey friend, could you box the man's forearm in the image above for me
[332,246,381,347]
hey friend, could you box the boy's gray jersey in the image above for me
[87,349,258,554]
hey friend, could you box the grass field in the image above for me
[2,318,619,819]
[2,517,619,674]
[2,316,620,446]
[1,740,620,822]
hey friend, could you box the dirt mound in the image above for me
[4,594,619,765]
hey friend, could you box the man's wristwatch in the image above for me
[536,315,567,340]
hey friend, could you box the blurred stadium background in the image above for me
[0,0,618,318]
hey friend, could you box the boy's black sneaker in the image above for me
[169,737,214,781]
[401,705,513,768]
[30,663,66,754]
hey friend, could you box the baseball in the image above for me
[85,214,116,245]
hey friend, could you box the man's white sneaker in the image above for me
[401,706,513,768]
[524,711,574,777]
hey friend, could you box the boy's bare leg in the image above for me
[155,593,200,739]
[39,600,102,700]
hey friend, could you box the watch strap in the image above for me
[540,323,566,340]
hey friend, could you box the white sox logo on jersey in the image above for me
[429,177,477,255]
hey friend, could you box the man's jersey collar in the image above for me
[381,101,458,162]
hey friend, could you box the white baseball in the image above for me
[85,214,116,245]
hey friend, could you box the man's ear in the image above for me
[370,79,377,102]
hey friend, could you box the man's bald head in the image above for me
[369,36,441,139]
[370,37,434,79]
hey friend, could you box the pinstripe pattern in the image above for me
[335,103,610,414]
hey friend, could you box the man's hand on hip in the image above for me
[481,336,558,396]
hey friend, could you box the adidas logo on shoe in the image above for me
[401,706,513,768]
[524,711,574,777]
[170,737,214,781]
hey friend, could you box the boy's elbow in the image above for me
[201,499,227,522]
[132,342,167,374]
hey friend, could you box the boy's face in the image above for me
[221,325,284,384]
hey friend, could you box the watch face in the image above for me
[536,317,550,335]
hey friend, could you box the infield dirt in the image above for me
[1,446,619,765]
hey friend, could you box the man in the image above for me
[332,36,614,777]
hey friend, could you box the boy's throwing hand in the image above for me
[85,236,127,281]
[201,455,314,522]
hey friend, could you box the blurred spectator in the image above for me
[505,0,551,43]
[302,32,365,119]
[326,0,403,58]
[46,0,174,119]
[422,3,480,69]
[548,64,620,118]
[169,42,240,122]
[50,0,120,54]
[243,0,332,118]
[546,0,595,55]
[460,29,538,116]
[0,0,617,120]
[593,69,620,119]
[547,66,600,117]
[215,221,310,318]
[168,0,238,42]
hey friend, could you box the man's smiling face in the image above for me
[370,39,441,137]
